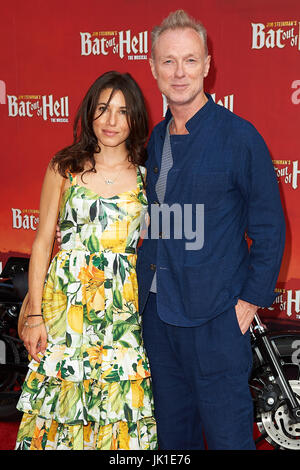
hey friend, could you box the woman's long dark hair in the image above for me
[51,71,149,178]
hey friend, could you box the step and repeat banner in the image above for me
[0,0,299,323]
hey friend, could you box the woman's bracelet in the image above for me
[26,314,43,318]
[23,319,44,329]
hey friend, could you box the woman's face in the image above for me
[92,88,130,151]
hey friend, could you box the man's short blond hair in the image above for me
[151,10,208,58]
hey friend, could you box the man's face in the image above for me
[150,27,211,109]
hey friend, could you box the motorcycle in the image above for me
[0,256,300,449]
[250,314,300,450]
[0,257,29,420]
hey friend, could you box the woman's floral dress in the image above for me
[15,166,157,450]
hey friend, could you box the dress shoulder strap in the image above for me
[137,165,146,191]
[67,171,77,185]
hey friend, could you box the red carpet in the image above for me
[0,420,20,450]
[0,420,271,450]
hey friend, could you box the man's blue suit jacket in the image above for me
[136,95,286,327]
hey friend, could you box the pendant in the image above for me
[105,179,114,185]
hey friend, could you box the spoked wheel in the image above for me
[250,335,300,450]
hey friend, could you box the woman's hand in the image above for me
[22,319,47,363]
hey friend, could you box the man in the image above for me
[137,10,285,450]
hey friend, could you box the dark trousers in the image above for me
[142,293,256,450]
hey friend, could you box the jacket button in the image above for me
[153,167,159,173]
[150,264,156,271]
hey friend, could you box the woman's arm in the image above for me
[22,163,65,362]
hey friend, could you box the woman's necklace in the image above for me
[101,173,118,185]
[99,166,125,185]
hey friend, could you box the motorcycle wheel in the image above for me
[0,336,23,421]
[250,334,300,450]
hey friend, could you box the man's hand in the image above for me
[56,224,62,250]
[235,299,258,334]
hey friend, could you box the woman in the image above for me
[15,71,157,450]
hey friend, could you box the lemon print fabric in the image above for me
[15,166,157,450]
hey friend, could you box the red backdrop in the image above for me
[1,0,299,323]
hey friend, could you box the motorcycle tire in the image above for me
[250,333,300,450]
[0,336,23,421]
